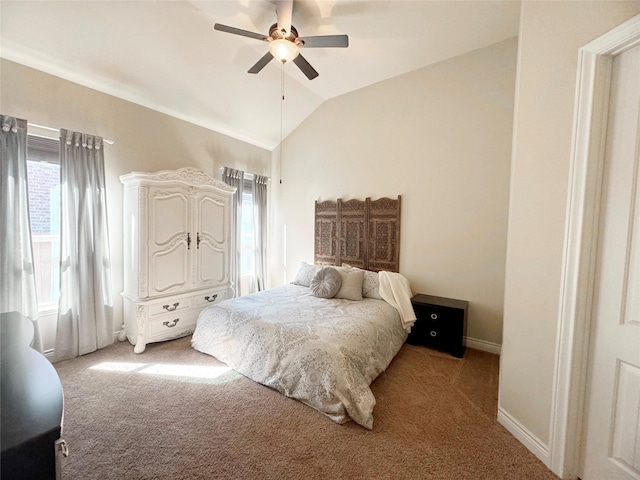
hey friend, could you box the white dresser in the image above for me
[119,167,235,353]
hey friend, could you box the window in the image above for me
[239,177,256,294]
[240,183,255,276]
[26,135,60,312]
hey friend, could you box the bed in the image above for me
[192,196,413,428]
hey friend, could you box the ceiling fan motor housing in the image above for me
[269,23,303,46]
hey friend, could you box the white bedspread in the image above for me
[191,284,407,429]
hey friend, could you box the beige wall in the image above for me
[269,38,518,348]
[1,59,272,352]
[500,0,640,454]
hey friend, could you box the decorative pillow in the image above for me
[334,267,364,301]
[310,266,342,298]
[291,261,318,287]
[341,264,382,299]
[362,270,383,300]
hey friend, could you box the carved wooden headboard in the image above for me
[314,196,401,272]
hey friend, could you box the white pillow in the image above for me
[291,261,318,287]
[334,267,364,301]
[362,270,383,300]
[341,264,383,299]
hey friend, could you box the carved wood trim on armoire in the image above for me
[314,196,401,272]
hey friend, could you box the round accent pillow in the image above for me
[310,266,342,298]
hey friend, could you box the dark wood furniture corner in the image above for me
[407,294,468,358]
[1,311,66,479]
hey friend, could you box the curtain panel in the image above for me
[222,167,244,297]
[253,175,268,292]
[55,129,113,360]
[0,115,43,351]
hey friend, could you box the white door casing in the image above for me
[552,13,640,480]
[580,43,640,480]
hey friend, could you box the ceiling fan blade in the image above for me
[300,35,349,48]
[248,52,274,74]
[275,0,293,36]
[214,23,268,41]
[293,53,319,80]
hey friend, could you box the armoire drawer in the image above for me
[148,298,192,317]
[192,289,229,309]
[147,310,199,340]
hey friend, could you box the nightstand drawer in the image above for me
[407,294,468,358]
[421,325,446,346]
[408,308,451,349]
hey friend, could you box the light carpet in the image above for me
[53,337,558,479]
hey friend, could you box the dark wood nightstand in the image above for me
[406,294,468,358]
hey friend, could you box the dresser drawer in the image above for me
[192,289,229,309]
[148,297,191,317]
[147,310,199,341]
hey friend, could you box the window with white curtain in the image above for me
[26,135,60,313]
[222,167,267,297]
[240,181,255,276]
[240,176,256,294]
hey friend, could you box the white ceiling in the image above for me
[0,1,521,150]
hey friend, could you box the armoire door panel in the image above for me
[147,187,191,296]
[197,243,226,286]
[197,194,227,245]
[150,242,190,294]
[149,189,190,245]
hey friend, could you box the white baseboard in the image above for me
[465,336,502,355]
[43,330,125,361]
[498,406,550,467]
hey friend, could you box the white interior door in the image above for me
[580,43,640,480]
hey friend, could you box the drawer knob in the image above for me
[163,302,179,312]
[430,330,438,337]
[163,319,180,328]
[430,313,438,320]
[204,294,218,303]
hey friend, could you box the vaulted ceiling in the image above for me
[0,1,521,150]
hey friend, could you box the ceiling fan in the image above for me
[214,0,349,80]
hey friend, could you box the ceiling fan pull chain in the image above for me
[280,63,284,184]
[281,60,285,101]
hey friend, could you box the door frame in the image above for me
[551,13,640,479]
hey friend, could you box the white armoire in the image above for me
[119,167,235,353]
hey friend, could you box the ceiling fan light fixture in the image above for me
[269,39,299,63]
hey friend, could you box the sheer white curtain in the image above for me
[0,115,43,351]
[252,175,268,292]
[222,167,244,297]
[55,129,113,360]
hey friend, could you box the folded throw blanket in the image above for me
[378,271,416,331]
